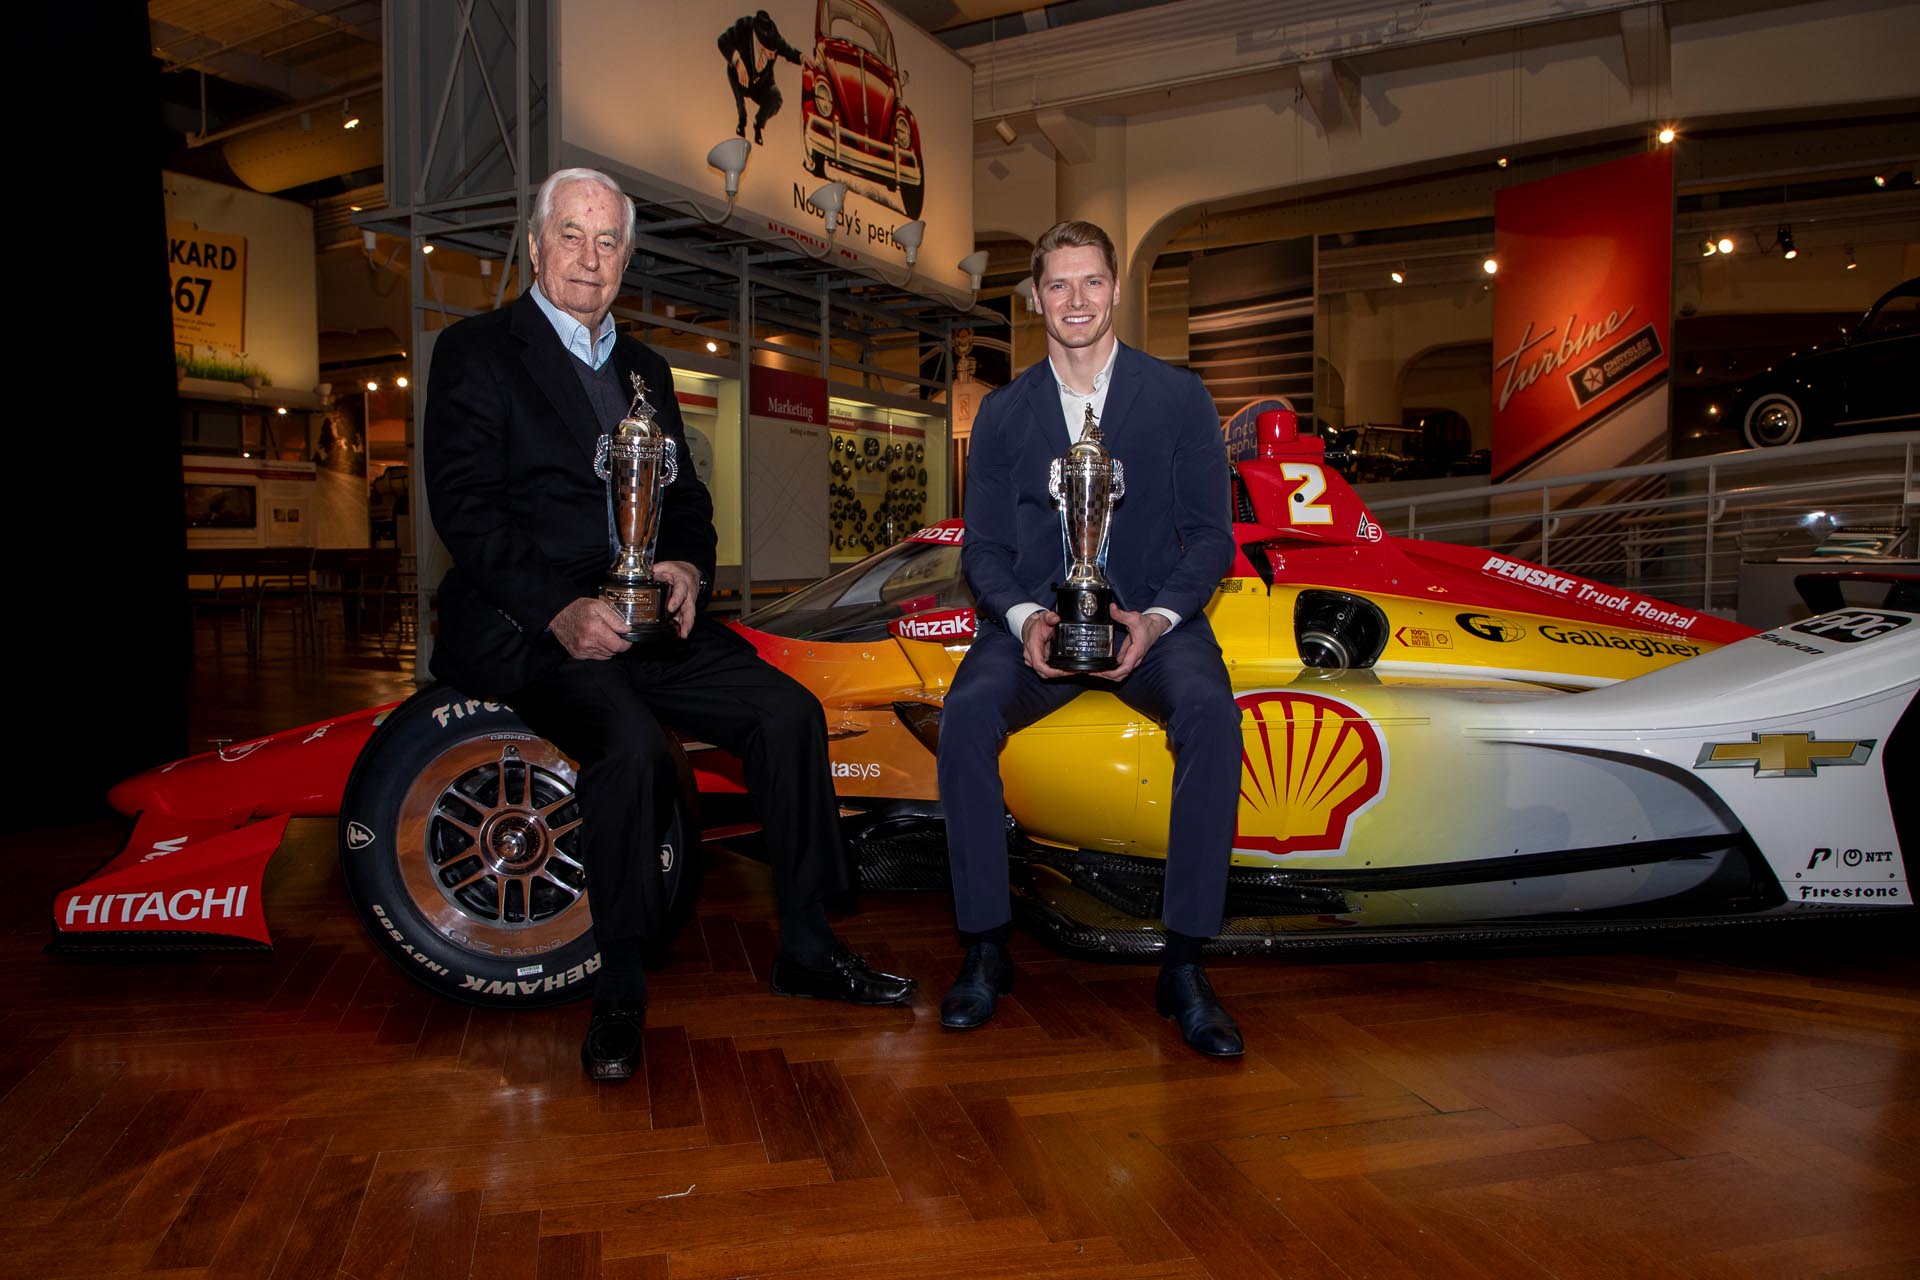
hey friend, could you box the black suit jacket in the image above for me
[960,342,1233,634]
[424,291,718,699]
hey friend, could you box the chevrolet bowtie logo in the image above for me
[1695,732,1876,778]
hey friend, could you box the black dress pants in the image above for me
[508,617,849,945]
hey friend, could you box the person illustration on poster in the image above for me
[717,9,802,146]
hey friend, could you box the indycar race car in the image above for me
[60,413,1917,1006]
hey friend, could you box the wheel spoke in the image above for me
[444,867,489,892]
[537,792,575,822]
[536,870,583,902]
[547,846,585,872]
[434,808,481,840]
[546,815,583,843]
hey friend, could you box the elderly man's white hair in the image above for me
[529,167,637,250]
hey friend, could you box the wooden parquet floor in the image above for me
[2,628,1917,1278]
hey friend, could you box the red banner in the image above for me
[1491,149,1673,478]
[749,364,827,424]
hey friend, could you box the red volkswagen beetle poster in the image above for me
[1491,148,1675,479]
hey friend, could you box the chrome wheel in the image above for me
[395,737,590,955]
[1743,394,1804,448]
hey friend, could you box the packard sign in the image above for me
[1491,149,1674,479]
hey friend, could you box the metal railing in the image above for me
[1359,432,1919,614]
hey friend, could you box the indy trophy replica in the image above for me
[1047,403,1125,672]
[597,374,680,643]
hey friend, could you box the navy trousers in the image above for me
[936,621,1243,937]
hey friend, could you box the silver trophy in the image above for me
[1048,403,1125,671]
[599,374,679,642]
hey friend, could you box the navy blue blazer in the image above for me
[960,343,1233,633]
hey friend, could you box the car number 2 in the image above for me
[1280,463,1333,525]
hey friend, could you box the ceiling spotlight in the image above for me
[366,380,379,392]
[420,243,434,255]
[1482,257,1499,275]
[1657,125,1677,145]
[1716,236,1734,255]
[1873,173,1888,188]
[276,406,288,415]
[1845,244,1857,270]
[396,376,409,388]
[1778,225,1797,259]
[1701,240,1717,257]
[993,118,1018,146]
[1496,156,1509,168]
[1389,267,1405,284]
[705,340,719,353]
[341,98,360,130]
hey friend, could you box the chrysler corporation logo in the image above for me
[1234,690,1388,857]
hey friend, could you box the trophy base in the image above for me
[601,581,674,644]
[1049,585,1117,672]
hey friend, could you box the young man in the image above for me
[936,220,1245,1056]
[425,167,912,1082]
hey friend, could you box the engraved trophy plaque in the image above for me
[1047,403,1125,671]
[599,374,679,642]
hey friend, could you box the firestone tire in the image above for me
[1742,392,1805,448]
[338,685,696,1008]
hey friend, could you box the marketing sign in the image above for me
[557,0,972,303]
[1491,149,1674,479]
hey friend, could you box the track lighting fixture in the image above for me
[1777,225,1797,260]
[341,98,360,130]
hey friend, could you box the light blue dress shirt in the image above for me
[530,283,617,370]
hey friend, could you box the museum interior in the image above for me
[0,2,1915,1277]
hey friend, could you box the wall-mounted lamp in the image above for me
[707,137,751,198]
[893,219,926,268]
[957,250,990,296]
[1012,277,1038,313]
[314,382,333,405]
[808,181,848,223]
[993,118,1018,146]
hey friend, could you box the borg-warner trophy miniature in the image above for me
[598,374,680,642]
[1047,402,1125,671]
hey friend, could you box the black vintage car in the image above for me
[1732,275,1919,448]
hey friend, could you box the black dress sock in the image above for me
[778,902,838,967]
[596,936,649,1005]
[1161,928,1207,970]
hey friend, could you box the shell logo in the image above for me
[1234,690,1388,857]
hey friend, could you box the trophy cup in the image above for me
[598,374,679,642]
[1047,403,1125,671]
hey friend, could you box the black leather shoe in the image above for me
[581,999,646,1081]
[1155,964,1243,1058]
[770,946,915,1005]
[940,941,1014,1030]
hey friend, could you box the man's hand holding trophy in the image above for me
[599,374,680,643]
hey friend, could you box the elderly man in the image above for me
[425,167,913,1082]
[935,220,1245,1057]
